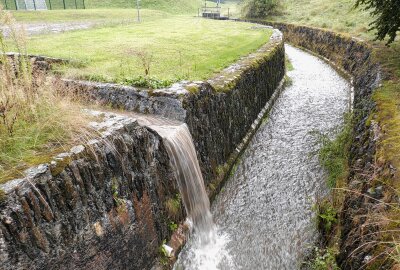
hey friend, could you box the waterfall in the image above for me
[145,121,232,269]
[151,123,214,243]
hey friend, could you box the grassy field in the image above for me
[21,15,271,85]
[9,9,167,23]
[2,0,203,13]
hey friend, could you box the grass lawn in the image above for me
[21,14,271,85]
[10,9,168,23]
[2,0,202,13]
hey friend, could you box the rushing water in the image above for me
[174,44,351,270]
[134,114,224,267]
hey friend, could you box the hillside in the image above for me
[85,0,202,13]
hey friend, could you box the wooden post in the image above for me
[13,0,17,10]
[83,0,85,9]
[63,0,66,9]
[33,0,37,10]
[74,0,77,9]
[48,0,52,10]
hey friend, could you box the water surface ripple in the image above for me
[175,44,351,270]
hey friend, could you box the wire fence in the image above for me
[1,0,86,10]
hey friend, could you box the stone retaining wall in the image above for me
[252,21,383,269]
[63,29,285,187]
[0,112,182,270]
[0,27,286,269]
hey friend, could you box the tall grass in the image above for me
[0,8,95,183]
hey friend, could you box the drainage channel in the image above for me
[173,44,351,270]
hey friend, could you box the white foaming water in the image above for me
[147,122,232,269]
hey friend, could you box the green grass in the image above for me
[21,15,271,85]
[270,0,374,40]
[9,9,167,23]
[2,0,202,13]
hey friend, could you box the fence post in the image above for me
[13,0,17,10]
[48,0,52,9]
[33,0,37,10]
[82,0,85,9]
[74,0,77,8]
[63,0,66,9]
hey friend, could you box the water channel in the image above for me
[173,44,351,270]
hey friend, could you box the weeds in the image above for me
[313,198,338,240]
[165,193,182,220]
[308,247,340,270]
[0,9,96,183]
[128,48,153,77]
[168,221,178,232]
[318,113,353,188]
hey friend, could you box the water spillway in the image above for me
[150,123,214,243]
[174,44,351,269]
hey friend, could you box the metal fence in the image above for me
[1,0,86,10]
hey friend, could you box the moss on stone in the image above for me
[185,84,200,94]
[0,189,6,205]
[50,157,72,177]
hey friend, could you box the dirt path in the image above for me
[2,21,95,36]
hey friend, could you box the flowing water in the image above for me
[173,44,351,270]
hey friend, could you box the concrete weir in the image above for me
[0,27,285,269]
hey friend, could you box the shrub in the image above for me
[242,0,282,19]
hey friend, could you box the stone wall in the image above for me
[0,27,286,269]
[0,113,182,270]
[65,29,285,187]
[252,21,382,269]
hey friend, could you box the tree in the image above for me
[242,0,281,18]
[355,0,400,45]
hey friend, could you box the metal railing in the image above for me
[1,0,86,10]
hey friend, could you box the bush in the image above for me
[242,0,281,18]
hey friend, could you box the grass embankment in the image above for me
[0,11,96,184]
[20,15,271,87]
[269,0,400,268]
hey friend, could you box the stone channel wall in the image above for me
[0,28,285,269]
[252,21,382,269]
[64,29,285,187]
[0,113,182,270]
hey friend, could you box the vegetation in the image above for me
[269,0,400,268]
[318,113,353,188]
[308,247,340,270]
[165,193,182,219]
[241,0,281,18]
[314,199,338,240]
[19,15,271,88]
[2,0,202,14]
[355,0,400,44]
[269,0,373,39]
[9,9,167,23]
[0,9,95,183]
